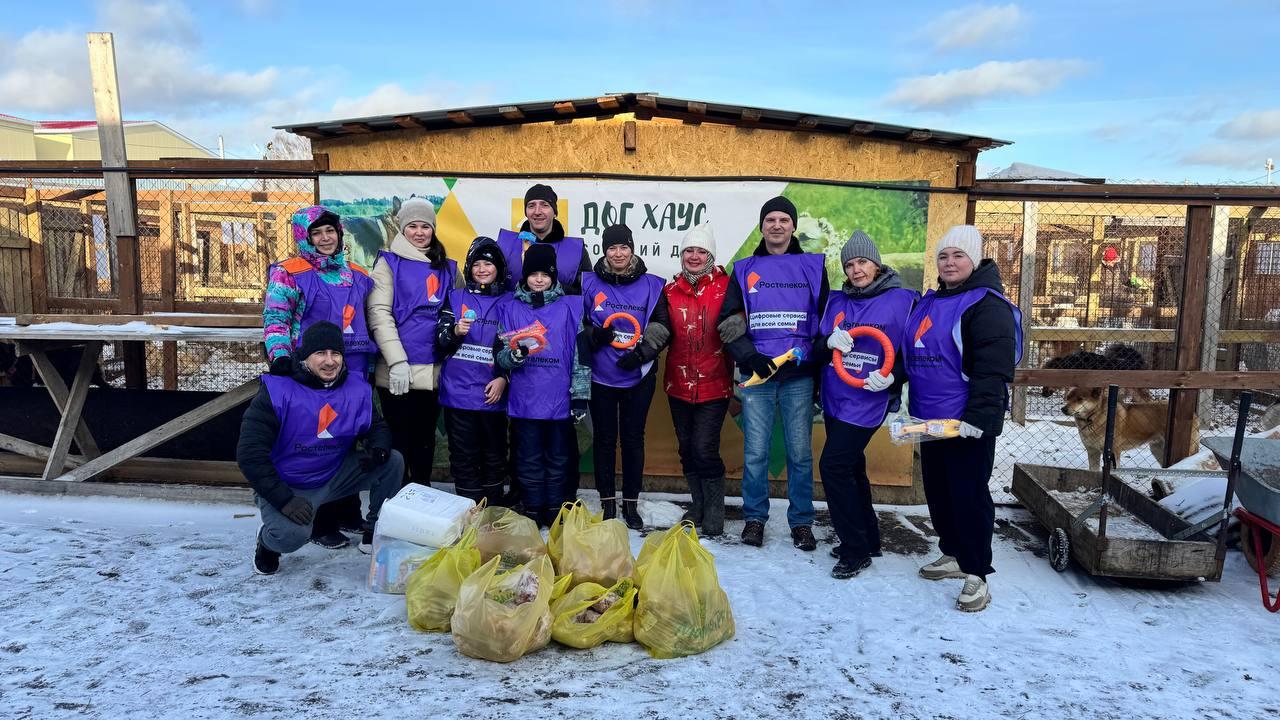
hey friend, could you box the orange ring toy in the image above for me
[832,325,895,388]
[603,312,641,350]
[509,331,548,355]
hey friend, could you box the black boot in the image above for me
[253,532,280,576]
[621,499,643,530]
[700,477,725,537]
[681,475,704,525]
[600,496,618,521]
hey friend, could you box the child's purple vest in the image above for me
[378,251,457,365]
[902,287,1022,420]
[439,291,509,412]
[820,288,918,428]
[734,253,825,359]
[262,373,373,489]
[498,296,585,421]
[581,271,665,389]
[496,229,586,292]
[288,262,375,376]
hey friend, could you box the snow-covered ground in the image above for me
[3,491,1277,720]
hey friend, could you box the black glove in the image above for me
[268,354,293,376]
[616,351,645,371]
[360,446,390,471]
[746,353,777,379]
[571,399,590,425]
[590,325,616,348]
[280,496,314,526]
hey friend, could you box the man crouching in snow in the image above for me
[237,321,404,575]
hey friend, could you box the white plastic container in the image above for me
[375,483,475,547]
[366,532,438,594]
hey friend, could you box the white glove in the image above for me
[863,371,893,392]
[388,361,412,396]
[827,328,854,353]
[958,421,984,439]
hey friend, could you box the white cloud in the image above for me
[99,0,198,45]
[1180,143,1270,170]
[926,4,1025,51]
[0,29,88,113]
[1215,109,1280,140]
[328,83,489,120]
[885,59,1088,110]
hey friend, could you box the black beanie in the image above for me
[308,210,345,252]
[298,321,344,360]
[601,224,634,251]
[524,184,558,214]
[759,196,798,229]
[465,236,506,282]
[522,243,557,283]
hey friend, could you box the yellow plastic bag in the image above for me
[404,528,482,632]
[634,524,680,587]
[471,506,547,569]
[634,523,735,659]
[550,578,637,649]
[553,501,635,587]
[551,573,573,602]
[451,554,555,663]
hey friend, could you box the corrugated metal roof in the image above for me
[275,92,1011,151]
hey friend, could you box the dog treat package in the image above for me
[470,506,548,570]
[550,578,638,649]
[634,523,735,659]
[404,528,482,632]
[888,415,962,445]
[451,555,555,663]
[549,501,636,588]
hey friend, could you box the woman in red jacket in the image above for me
[645,224,733,536]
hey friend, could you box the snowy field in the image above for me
[3,491,1277,720]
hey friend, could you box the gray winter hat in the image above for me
[396,197,437,232]
[840,230,881,267]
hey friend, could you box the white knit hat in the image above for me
[396,197,437,232]
[937,225,984,263]
[681,223,716,258]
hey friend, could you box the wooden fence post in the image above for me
[1011,201,1038,425]
[24,188,48,313]
[1166,204,1213,465]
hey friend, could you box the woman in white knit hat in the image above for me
[900,224,1021,611]
[367,197,457,491]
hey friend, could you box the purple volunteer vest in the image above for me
[581,271,665,389]
[440,290,510,412]
[496,229,586,293]
[262,373,373,489]
[290,265,375,376]
[820,288,918,428]
[379,252,457,365]
[735,253,825,359]
[498,297,585,421]
[902,287,1023,420]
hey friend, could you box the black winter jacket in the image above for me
[236,362,393,511]
[943,259,1018,436]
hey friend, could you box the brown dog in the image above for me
[1061,387,1199,471]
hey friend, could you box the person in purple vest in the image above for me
[496,184,591,294]
[262,206,374,550]
[902,225,1020,612]
[367,197,457,489]
[816,231,918,579]
[717,196,829,551]
[237,321,403,575]
[495,243,591,528]
[581,224,669,529]
[435,236,511,506]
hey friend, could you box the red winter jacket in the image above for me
[654,267,734,403]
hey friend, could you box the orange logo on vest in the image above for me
[913,316,933,348]
[426,274,441,303]
[317,403,338,439]
[342,304,355,334]
[592,291,607,312]
[747,271,761,293]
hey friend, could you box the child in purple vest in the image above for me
[367,197,457,490]
[436,236,511,506]
[581,224,668,529]
[262,206,373,549]
[902,225,1020,612]
[495,243,591,528]
[816,231,918,580]
[237,321,404,575]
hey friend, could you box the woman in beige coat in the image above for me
[367,197,457,488]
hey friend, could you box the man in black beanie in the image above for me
[715,195,829,552]
[496,183,591,295]
[237,321,403,575]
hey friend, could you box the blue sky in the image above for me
[3,0,1278,183]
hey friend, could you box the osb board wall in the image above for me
[315,114,966,188]
[923,193,970,289]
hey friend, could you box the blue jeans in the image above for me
[511,418,572,513]
[739,375,814,528]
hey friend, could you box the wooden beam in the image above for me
[393,115,426,129]
[1198,205,1231,420]
[796,116,819,130]
[446,111,474,125]
[15,313,260,327]
[499,106,524,120]
[86,33,137,238]
[906,129,932,142]
[311,154,329,173]
[1011,201,1038,425]
[971,181,1280,206]
[0,455,245,486]
[292,128,326,140]
[41,342,102,480]
[687,101,707,115]
[51,379,259,482]
[0,432,67,464]
[956,160,977,188]
[635,94,658,109]
[553,101,576,115]
[340,122,374,134]
[26,343,102,461]
[740,108,761,123]
[1166,205,1213,465]
[964,138,993,149]
[596,96,621,110]
[1012,369,1280,390]
[851,123,876,135]
[622,121,637,152]
[25,188,48,314]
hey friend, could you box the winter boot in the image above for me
[253,532,280,576]
[681,475,704,525]
[600,496,619,521]
[700,477,725,537]
[831,544,883,559]
[791,525,817,551]
[621,499,644,530]
[919,554,966,580]
[741,520,765,547]
[957,575,991,612]
[358,525,374,555]
[310,530,350,550]
[831,556,872,579]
